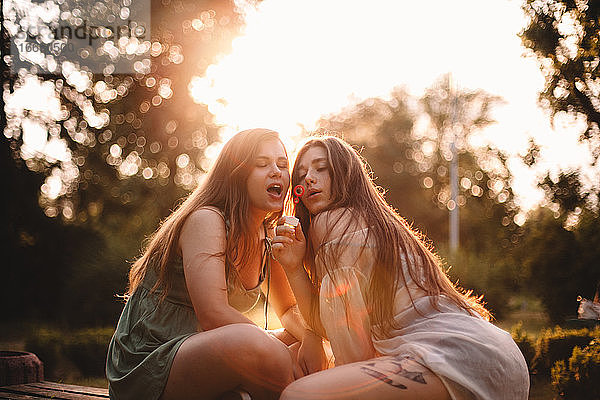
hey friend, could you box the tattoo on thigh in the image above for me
[359,356,427,390]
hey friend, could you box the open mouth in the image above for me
[267,183,283,196]
[307,189,320,198]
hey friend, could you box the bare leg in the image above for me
[280,355,451,400]
[161,323,295,400]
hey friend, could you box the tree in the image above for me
[2,0,244,223]
[0,0,247,326]
[520,0,600,210]
[516,207,600,323]
[521,0,600,148]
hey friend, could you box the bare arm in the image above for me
[180,208,254,331]
[272,220,327,338]
[267,255,328,374]
[263,257,308,339]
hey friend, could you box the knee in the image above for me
[251,327,294,382]
[222,324,294,387]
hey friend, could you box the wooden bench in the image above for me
[1,351,107,399]
[0,351,248,399]
[0,381,108,399]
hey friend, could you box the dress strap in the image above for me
[262,223,272,330]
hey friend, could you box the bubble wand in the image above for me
[283,184,304,228]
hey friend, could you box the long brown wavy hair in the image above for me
[292,135,490,339]
[126,128,285,299]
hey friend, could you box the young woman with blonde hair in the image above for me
[106,129,326,400]
[272,136,529,399]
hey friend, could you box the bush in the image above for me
[532,326,600,377]
[24,328,63,379]
[511,322,536,371]
[551,340,600,399]
[25,327,114,378]
[518,209,600,324]
[443,247,514,320]
[64,328,114,377]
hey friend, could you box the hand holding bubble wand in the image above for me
[283,184,304,228]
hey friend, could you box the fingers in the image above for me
[275,224,295,238]
[273,224,294,247]
[272,235,293,246]
[271,242,283,252]
[276,216,289,226]
[294,221,305,241]
[275,221,305,242]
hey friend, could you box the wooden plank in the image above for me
[0,390,43,399]
[30,382,108,396]
[0,386,76,399]
[0,381,108,399]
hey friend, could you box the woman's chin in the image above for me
[307,203,334,216]
[264,202,284,213]
[249,203,282,216]
[304,204,325,215]
[307,206,322,215]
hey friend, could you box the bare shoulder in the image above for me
[311,208,364,246]
[180,207,227,252]
[183,207,225,231]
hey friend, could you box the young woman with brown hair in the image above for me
[106,129,326,400]
[272,136,529,399]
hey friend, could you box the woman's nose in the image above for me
[269,163,282,177]
[304,170,316,184]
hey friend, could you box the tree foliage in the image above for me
[0,0,247,326]
[521,0,600,150]
[2,0,245,223]
[513,3,600,313]
[516,207,600,323]
[520,0,600,234]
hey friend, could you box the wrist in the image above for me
[285,263,306,278]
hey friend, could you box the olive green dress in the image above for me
[106,214,270,400]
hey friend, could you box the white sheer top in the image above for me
[316,228,529,400]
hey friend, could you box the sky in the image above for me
[188,0,596,213]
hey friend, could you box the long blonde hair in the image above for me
[292,136,490,339]
[127,128,285,298]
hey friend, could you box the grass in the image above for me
[61,376,108,389]
[0,320,108,388]
[495,295,551,338]
[494,295,554,399]
[529,377,555,400]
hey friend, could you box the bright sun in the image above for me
[188,0,595,211]
[189,0,531,147]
